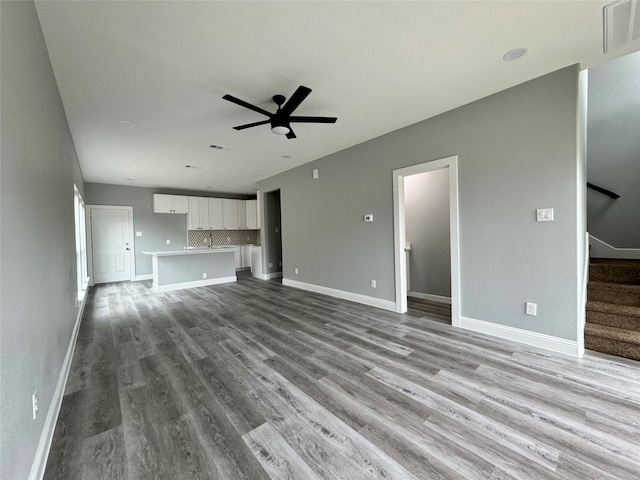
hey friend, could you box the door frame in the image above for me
[86,205,136,285]
[392,155,461,326]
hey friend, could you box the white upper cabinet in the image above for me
[246,199,258,230]
[222,199,239,229]
[237,200,247,229]
[187,197,210,230]
[153,194,188,214]
[209,198,224,230]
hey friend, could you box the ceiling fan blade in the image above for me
[288,116,337,124]
[233,120,270,130]
[280,86,312,117]
[286,128,297,139]
[222,94,272,118]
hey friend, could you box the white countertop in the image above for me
[143,247,239,257]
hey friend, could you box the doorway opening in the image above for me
[262,189,283,279]
[393,156,460,326]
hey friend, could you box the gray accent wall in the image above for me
[259,65,585,341]
[587,51,640,248]
[1,2,85,478]
[405,169,451,297]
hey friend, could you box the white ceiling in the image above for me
[35,1,640,194]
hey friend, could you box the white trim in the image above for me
[393,156,461,327]
[29,291,88,480]
[134,274,153,281]
[265,272,283,279]
[86,205,136,284]
[589,234,640,260]
[283,278,397,312]
[459,316,583,358]
[407,291,451,304]
[152,276,236,292]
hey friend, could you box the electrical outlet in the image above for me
[525,302,537,316]
[295,268,299,275]
[32,389,38,420]
[202,273,207,279]
[371,279,377,288]
[166,239,171,245]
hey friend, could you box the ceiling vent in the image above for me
[209,144,231,151]
[604,0,640,52]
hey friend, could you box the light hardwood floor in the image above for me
[44,273,640,479]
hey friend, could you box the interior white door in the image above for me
[91,208,132,283]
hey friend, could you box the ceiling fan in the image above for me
[222,85,337,139]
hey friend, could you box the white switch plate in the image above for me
[312,168,320,179]
[295,268,299,275]
[136,231,142,237]
[202,273,207,279]
[371,279,377,288]
[32,389,38,420]
[166,239,171,244]
[536,208,554,222]
[525,302,537,316]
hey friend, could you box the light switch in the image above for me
[536,208,554,222]
[136,231,142,237]
[312,168,320,180]
[166,239,171,244]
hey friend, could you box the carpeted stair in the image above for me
[585,258,640,361]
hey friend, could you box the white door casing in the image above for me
[392,156,461,326]
[88,206,135,284]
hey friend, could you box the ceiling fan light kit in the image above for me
[222,85,337,139]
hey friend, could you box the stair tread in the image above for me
[590,258,640,266]
[589,280,640,290]
[586,301,640,317]
[585,323,640,345]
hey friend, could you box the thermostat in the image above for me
[364,214,373,222]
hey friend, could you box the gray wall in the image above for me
[405,169,451,297]
[259,65,584,341]
[84,183,254,276]
[1,2,85,478]
[587,51,640,248]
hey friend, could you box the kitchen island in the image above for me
[143,248,238,292]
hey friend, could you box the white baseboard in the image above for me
[134,274,153,281]
[408,291,451,304]
[283,278,397,312]
[459,316,582,358]
[589,235,640,260]
[153,275,236,292]
[29,291,88,480]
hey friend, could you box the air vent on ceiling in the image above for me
[604,0,640,52]
[209,144,231,151]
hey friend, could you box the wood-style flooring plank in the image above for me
[44,275,640,480]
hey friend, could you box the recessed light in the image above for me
[503,48,528,62]
[118,120,134,127]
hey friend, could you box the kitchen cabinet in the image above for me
[250,246,262,278]
[246,199,258,230]
[187,197,210,230]
[153,194,189,214]
[209,198,224,230]
[237,200,247,229]
[222,199,239,229]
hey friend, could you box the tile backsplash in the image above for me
[188,230,260,248]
